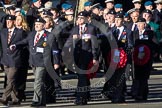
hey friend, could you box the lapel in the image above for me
[119,27,126,40]
[84,24,88,34]
[133,30,139,41]
[32,31,37,46]
[4,29,8,46]
[8,28,17,45]
[112,27,118,40]
[75,25,79,35]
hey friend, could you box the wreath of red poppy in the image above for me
[107,48,127,69]
[133,44,151,66]
[86,60,99,79]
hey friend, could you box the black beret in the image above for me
[137,17,146,22]
[78,11,88,17]
[7,6,16,10]
[35,17,46,23]
[43,10,53,16]
[142,9,152,15]
[91,3,100,10]
[6,15,16,20]
[116,11,124,15]
[115,13,123,18]
[107,9,116,15]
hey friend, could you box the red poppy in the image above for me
[43,33,47,37]
[122,32,126,35]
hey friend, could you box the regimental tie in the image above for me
[8,30,12,44]
[34,33,40,46]
[80,26,83,36]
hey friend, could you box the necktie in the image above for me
[8,30,12,44]
[80,26,83,35]
[116,29,120,40]
[134,24,138,31]
[139,31,143,39]
[34,33,40,46]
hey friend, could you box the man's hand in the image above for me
[93,59,99,65]
[54,64,59,70]
[10,44,16,51]
[73,34,78,39]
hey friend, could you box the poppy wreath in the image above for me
[107,48,127,69]
[86,60,99,79]
[133,44,151,66]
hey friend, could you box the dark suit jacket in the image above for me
[112,26,133,49]
[0,28,27,67]
[133,29,155,79]
[71,24,99,68]
[153,9,162,24]
[133,29,154,42]
[26,6,39,31]
[16,30,60,67]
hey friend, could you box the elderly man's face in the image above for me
[115,18,123,27]
[6,20,15,29]
[35,22,44,32]
[77,17,85,25]
[137,22,146,31]
[106,14,115,22]
[106,2,114,10]
[130,11,139,23]
[134,2,141,9]
[84,6,91,11]
[145,5,153,10]
[142,13,152,21]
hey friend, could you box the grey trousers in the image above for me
[2,66,19,102]
[32,67,46,105]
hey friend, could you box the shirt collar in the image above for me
[37,30,45,37]
[8,27,15,32]
[45,28,52,32]
[54,18,59,23]
[117,26,124,30]
[139,29,145,34]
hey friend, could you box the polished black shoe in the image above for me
[0,98,8,105]
[30,102,46,107]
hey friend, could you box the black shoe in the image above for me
[111,98,125,103]
[135,96,147,101]
[0,98,8,105]
[74,98,87,105]
[8,101,20,106]
[74,99,82,105]
[82,99,87,105]
[30,102,46,107]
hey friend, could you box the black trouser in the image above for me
[16,68,28,101]
[131,79,148,100]
[76,74,90,100]
[45,72,56,103]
